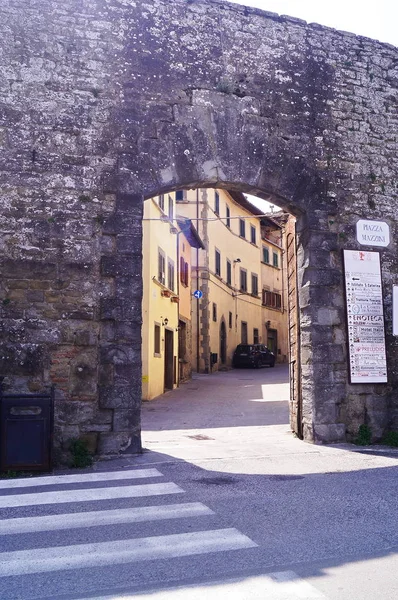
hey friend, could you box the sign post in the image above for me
[343,250,387,383]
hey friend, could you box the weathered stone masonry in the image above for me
[0,0,397,456]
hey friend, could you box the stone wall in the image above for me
[0,0,397,454]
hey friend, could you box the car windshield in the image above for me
[237,345,254,352]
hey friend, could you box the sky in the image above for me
[231,0,398,213]
[227,0,398,46]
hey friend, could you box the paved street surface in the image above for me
[0,365,398,599]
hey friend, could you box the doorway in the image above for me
[164,329,174,391]
[220,320,227,365]
[267,329,278,356]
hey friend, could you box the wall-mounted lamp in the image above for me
[233,258,241,263]
[161,317,169,326]
[265,320,271,329]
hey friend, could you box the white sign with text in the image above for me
[393,286,398,336]
[344,250,387,383]
[356,219,390,247]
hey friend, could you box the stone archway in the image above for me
[0,0,397,457]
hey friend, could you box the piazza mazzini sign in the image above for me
[356,219,390,247]
[343,250,387,384]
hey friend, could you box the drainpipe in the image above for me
[196,188,200,373]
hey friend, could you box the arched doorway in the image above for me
[1,0,396,456]
[220,320,227,366]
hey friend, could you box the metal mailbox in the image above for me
[0,386,54,472]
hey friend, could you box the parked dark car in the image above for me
[232,344,275,369]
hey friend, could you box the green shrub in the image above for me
[69,438,93,468]
[354,424,372,446]
[382,431,398,448]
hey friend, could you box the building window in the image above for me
[176,190,184,202]
[212,302,217,322]
[253,328,259,344]
[273,251,279,268]
[180,257,189,287]
[184,262,189,286]
[240,268,247,292]
[168,195,174,220]
[262,290,282,310]
[229,311,233,328]
[215,249,221,276]
[250,225,256,245]
[159,194,165,212]
[241,321,248,344]
[158,249,166,285]
[167,258,175,291]
[263,246,269,263]
[226,205,231,228]
[154,324,161,355]
[239,219,246,238]
[215,191,220,215]
[226,260,232,285]
[251,273,258,296]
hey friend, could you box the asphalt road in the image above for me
[0,365,397,599]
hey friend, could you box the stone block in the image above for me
[113,408,141,432]
[97,432,135,454]
[313,423,346,443]
[99,384,140,409]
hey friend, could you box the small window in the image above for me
[240,268,247,292]
[263,247,269,263]
[262,290,282,310]
[241,321,248,344]
[180,256,185,284]
[239,219,246,238]
[212,302,217,322]
[168,195,174,220]
[229,311,233,328]
[159,194,165,212]
[250,225,256,245]
[251,273,258,296]
[226,205,231,228]
[154,324,161,355]
[215,249,221,276]
[253,328,259,344]
[176,190,184,202]
[184,262,189,286]
[158,249,165,285]
[226,260,232,285]
[167,258,175,291]
[273,252,279,268]
[215,191,220,215]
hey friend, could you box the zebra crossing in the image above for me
[0,467,326,599]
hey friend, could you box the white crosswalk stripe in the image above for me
[77,571,326,600]
[0,528,257,577]
[0,502,214,535]
[0,481,184,508]
[0,468,163,489]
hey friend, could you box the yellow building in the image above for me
[175,188,289,371]
[141,194,203,400]
[260,214,289,363]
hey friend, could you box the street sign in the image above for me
[343,250,387,383]
[193,290,203,299]
[393,286,398,336]
[356,219,390,247]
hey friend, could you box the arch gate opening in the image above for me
[0,0,397,458]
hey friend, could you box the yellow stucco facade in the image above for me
[176,188,289,371]
[142,188,290,396]
[141,194,203,400]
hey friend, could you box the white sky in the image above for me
[227,0,398,46]
[235,0,397,213]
